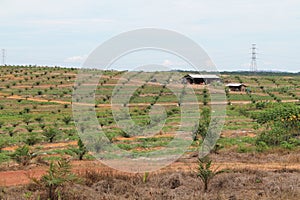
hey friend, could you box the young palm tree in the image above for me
[197,156,224,192]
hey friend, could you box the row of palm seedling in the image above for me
[245,89,257,103]
[276,86,300,101]
[251,78,281,103]
[202,87,210,105]
[112,73,176,138]
[225,87,231,105]
[260,86,282,102]
[0,114,75,147]
[121,72,159,106]
[234,75,243,84]
[110,71,143,101]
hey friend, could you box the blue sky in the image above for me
[0,0,299,72]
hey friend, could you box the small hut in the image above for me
[183,74,220,85]
[226,83,247,92]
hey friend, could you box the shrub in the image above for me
[24,133,40,146]
[0,140,7,152]
[23,116,32,125]
[280,141,294,150]
[255,101,267,109]
[256,125,287,146]
[64,129,76,137]
[36,159,79,200]
[71,139,88,160]
[120,130,130,138]
[62,116,72,125]
[194,107,211,140]
[256,141,269,152]
[253,104,299,148]
[43,127,60,143]
[35,116,44,123]
[39,123,46,129]
[12,145,35,166]
[23,107,31,113]
[6,127,15,137]
[12,122,19,127]
[26,125,34,133]
[0,121,4,128]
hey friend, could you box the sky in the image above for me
[0,0,300,72]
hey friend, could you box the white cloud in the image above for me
[27,18,114,26]
[64,55,87,63]
[162,59,189,68]
[162,59,172,66]
[241,63,251,68]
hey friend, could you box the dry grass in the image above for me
[1,168,299,200]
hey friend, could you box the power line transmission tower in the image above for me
[1,49,5,66]
[250,44,257,72]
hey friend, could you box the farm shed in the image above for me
[183,74,220,85]
[226,83,247,92]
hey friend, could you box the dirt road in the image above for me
[1,155,299,187]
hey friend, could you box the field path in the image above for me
[1,158,300,187]
[0,92,298,107]
[2,141,77,152]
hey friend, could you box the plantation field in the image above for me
[0,66,299,199]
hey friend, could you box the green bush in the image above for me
[25,125,34,133]
[43,127,60,143]
[0,140,7,153]
[256,125,289,146]
[194,107,211,140]
[253,103,300,148]
[62,116,72,125]
[280,141,295,150]
[71,139,88,160]
[255,101,267,109]
[23,116,32,125]
[35,116,44,123]
[24,133,40,146]
[5,127,15,137]
[0,121,4,128]
[256,141,269,152]
[0,152,10,163]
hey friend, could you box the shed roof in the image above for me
[184,74,220,79]
[226,83,247,87]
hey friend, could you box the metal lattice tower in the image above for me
[250,44,257,72]
[1,49,5,66]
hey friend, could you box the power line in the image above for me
[250,44,257,72]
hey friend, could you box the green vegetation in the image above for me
[71,139,88,160]
[0,65,299,167]
[194,106,211,140]
[252,103,300,148]
[43,127,60,143]
[37,159,79,200]
[11,145,35,166]
[197,156,225,192]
